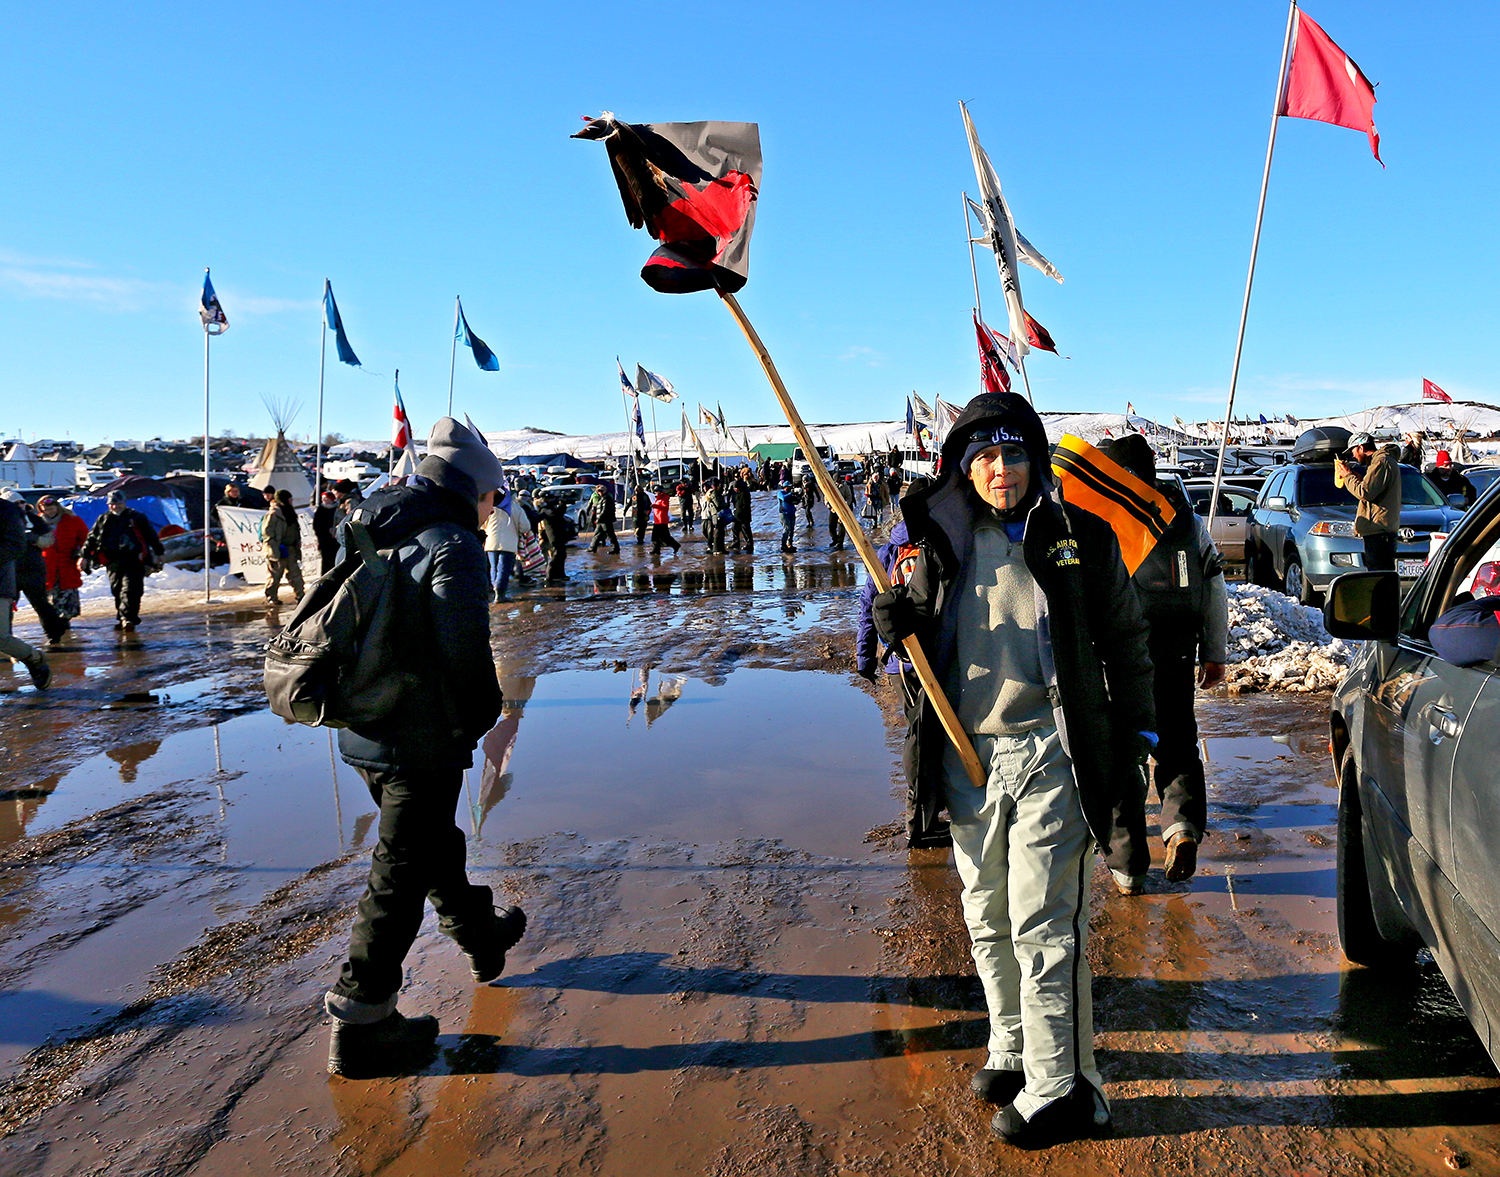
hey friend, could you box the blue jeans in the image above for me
[487,550,514,599]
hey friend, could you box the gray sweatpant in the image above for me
[1,598,40,665]
[943,726,1104,1120]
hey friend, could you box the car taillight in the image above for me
[1474,562,1500,597]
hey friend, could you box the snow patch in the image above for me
[1223,582,1354,693]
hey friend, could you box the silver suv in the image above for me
[1325,475,1500,1068]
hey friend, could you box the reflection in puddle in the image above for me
[0,667,895,1077]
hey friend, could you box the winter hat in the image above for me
[958,422,1033,476]
[423,417,505,496]
[1101,434,1157,484]
[1348,432,1375,449]
[106,489,126,504]
[1436,450,1452,467]
[0,487,24,504]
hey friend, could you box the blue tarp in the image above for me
[63,495,190,532]
[501,453,592,469]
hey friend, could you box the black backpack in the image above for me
[263,520,416,727]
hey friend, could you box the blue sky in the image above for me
[2,1,1495,445]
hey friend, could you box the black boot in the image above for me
[443,904,528,983]
[971,1066,1025,1105]
[327,1010,439,1078]
[991,1081,1112,1148]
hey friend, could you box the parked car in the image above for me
[1183,479,1261,567]
[1245,462,1466,605]
[1460,465,1500,500]
[1324,481,1500,1068]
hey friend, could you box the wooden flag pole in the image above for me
[718,291,987,789]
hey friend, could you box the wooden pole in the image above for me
[718,291,986,788]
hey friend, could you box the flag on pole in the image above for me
[1024,311,1057,354]
[1423,378,1453,404]
[974,313,1012,395]
[965,196,1063,284]
[392,373,413,450]
[716,402,727,432]
[323,280,360,366]
[1259,413,1269,425]
[457,299,499,371]
[574,113,762,294]
[200,269,228,334]
[619,359,648,445]
[1279,8,1381,163]
[684,414,714,471]
[1127,402,1136,416]
[911,392,932,420]
[635,365,677,402]
[961,103,1036,357]
[1286,414,1299,426]
[905,397,916,435]
[1173,414,1187,428]
[698,403,718,428]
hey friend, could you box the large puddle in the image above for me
[0,667,897,1070]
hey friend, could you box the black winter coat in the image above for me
[334,465,504,773]
[895,392,1155,846]
[0,499,25,600]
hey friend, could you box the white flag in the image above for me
[968,196,1063,284]
[961,102,1031,359]
[636,364,678,402]
[684,415,714,471]
[698,403,717,428]
[911,392,933,421]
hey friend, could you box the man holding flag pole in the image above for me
[575,109,1154,1148]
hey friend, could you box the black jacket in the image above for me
[335,461,504,773]
[0,499,25,600]
[894,392,1154,846]
[732,483,752,521]
[84,508,163,568]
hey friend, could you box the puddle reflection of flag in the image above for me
[645,676,686,727]
[476,677,535,835]
[628,667,650,724]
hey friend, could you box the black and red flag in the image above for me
[574,113,762,295]
[974,312,1011,395]
[1024,311,1058,354]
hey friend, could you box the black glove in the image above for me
[871,584,919,647]
[1127,731,1158,767]
[856,664,878,684]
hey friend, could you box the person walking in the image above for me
[0,492,50,689]
[865,470,887,526]
[632,481,651,545]
[648,486,680,559]
[1101,435,1227,894]
[3,492,69,645]
[675,476,696,534]
[1335,432,1402,572]
[588,481,620,554]
[82,490,163,631]
[871,391,1153,1147]
[312,490,341,577]
[325,417,524,1078]
[800,470,820,529]
[485,493,520,601]
[776,483,799,553]
[537,494,573,585]
[703,479,730,555]
[260,489,305,606]
[730,474,754,552]
[829,475,856,551]
[38,495,88,630]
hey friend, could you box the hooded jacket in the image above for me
[334,458,504,772]
[40,508,89,591]
[1341,444,1402,536]
[892,391,1154,846]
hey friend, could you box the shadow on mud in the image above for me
[427,1018,989,1078]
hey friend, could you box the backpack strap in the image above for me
[344,519,382,566]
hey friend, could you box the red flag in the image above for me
[392,378,413,450]
[1024,311,1057,354]
[973,312,1011,394]
[1422,378,1453,404]
[1280,9,1381,163]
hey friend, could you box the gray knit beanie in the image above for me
[424,417,505,496]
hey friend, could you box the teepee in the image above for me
[248,396,314,507]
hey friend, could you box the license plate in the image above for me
[1398,558,1425,578]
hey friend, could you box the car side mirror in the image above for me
[1448,493,1469,510]
[1324,571,1400,641]
[1266,495,1288,510]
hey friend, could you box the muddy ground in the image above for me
[0,498,1496,1176]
